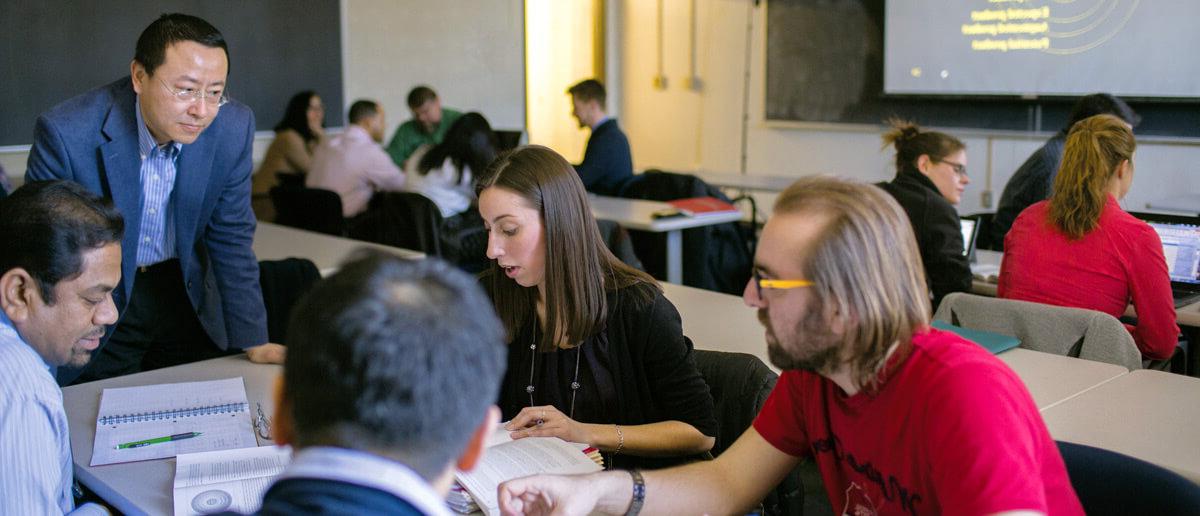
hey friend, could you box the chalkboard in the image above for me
[0,2,342,146]
[764,0,1200,137]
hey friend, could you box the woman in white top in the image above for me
[404,112,498,218]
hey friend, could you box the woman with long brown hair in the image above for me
[999,114,1176,360]
[476,145,716,469]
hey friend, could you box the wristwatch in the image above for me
[626,469,646,516]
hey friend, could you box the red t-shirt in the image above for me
[753,328,1082,516]
[998,197,1178,360]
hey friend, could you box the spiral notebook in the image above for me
[90,377,259,466]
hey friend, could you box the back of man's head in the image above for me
[407,86,438,110]
[0,181,124,304]
[567,79,606,109]
[773,176,929,392]
[283,252,506,480]
[1067,93,1140,129]
[135,13,228,77]
[347,100,380,126]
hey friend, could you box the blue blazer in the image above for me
[575,118,633,196]
[26,78,268,381]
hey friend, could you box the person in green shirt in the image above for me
[385,85,463,167]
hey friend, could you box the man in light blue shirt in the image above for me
[0,180,125,515]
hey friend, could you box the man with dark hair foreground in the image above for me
[496,177,1083,515]
[306,99,407,217]
[26,13,280,385]
[567,78,634,196]
[232,253,507,515]
[0,180,124,515]
[993,93,1140,244]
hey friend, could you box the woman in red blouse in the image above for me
[998,114,1177,360]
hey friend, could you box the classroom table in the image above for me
[252,222,422,274]
[1041,369,1200,484]
[63,355,280,516]
[692,171,797,193]
[588,195,743,284]
[996,348,1128,410]
[661,283,774,372]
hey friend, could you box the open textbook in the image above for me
[173,445,292,516]
[452,428,603,516]
[90,377,259,466]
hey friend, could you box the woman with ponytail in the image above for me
[999,114,1177,360]
[877,119,972,310]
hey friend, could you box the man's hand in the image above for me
[246,343,286,364]
[499,474,606,516]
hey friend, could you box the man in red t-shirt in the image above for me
[496,177,1083,516]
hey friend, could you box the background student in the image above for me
[999,114,1177,361]
[476,145,717,470]
[252,90,326,215]
[877,120,972,310]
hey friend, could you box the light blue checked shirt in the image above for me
[0,312,105,515]
[134,97,181,267]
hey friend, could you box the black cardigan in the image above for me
[877,170,972,309]
[496,281,718,470]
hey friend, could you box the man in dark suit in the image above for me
[236,253,506,515]
[26,13,282,385]
[569,79,634,196]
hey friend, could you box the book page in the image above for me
[173,445,292,516]
[455,437,601,516]
[91,378,258,466]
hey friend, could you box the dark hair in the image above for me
[1067,93,1140,130]
[134,13,229,77]
[347,100,379,125]
[0,181,124,304]
[475,145,656,352]
[1050,114,1137,239]
[417,112,499,183]
[407,86,438,109]
[284,252,506,479]
[274,91,321,144]
[567,79,606,108]
[881,119,965,175]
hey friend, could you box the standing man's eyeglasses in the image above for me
[160,79,228,107]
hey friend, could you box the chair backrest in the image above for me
[933,293,1142,369]
[1058,441,1200,514]
[257,258,321,344]
[621,170,752,294]
[692,350,804,515]
[269,185,346,236]
[353,191,444,256]
[596,219,644,272]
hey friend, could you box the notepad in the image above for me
[932,320,1021,355]
[90,377,259,466]
[665,196,740,217]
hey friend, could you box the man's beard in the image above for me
[760,308,842,372]
[67,346,94,368]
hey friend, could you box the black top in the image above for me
[497,281,718,470]
[575,119,634,196]
[877,170,972,309]
[992,131,1069,246]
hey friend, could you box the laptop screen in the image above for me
[1146,221,1200,285]
[959,217,978,258]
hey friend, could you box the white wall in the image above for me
[525,0,595,159]
[344,0,525,134]
[617,0,1200,216]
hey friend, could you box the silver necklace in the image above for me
[525,332,582,419]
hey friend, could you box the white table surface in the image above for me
[692,171,797,193]
[63,355,281,516]
[995,348,1128,410]
[661,283,775,372]
[589,195,743,284]
[1041,369,1200,483]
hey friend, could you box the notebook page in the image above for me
[91,377,258,466]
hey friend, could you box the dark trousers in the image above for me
[73,259,231,384]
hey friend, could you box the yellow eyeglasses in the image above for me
[752,269,814,298]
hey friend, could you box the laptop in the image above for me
[959,216,980,262]
[1130,212,1200,308]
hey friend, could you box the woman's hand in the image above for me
[506,405,594,444]
[245,343,287,364]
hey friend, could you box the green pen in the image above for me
[115,431,202,449]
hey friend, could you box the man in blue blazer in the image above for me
[26,14,280,384]
[569,79,634,196]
